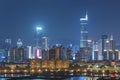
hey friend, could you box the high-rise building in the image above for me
[42,49,49,60]
[66,47,73,61]
[101,35,108,60]
[10,47,24,63]
[109,35,115,51]
[49,48,56,60]
[97,39,102,60]
[17,38,23,48]
[35,48,42,59]
[0,49,5,62]
[109,35,116,60]
[80,12,88,48]
[79,12,91,62]
[75,51,81,62]
[114,49,119,61]
[48,46,67,60]
[35,27,43,47]
[42,36,49,50]
[4,38,11,62]
[94,35,117,61]
[60,46,67,60]
[94,42,99,61]
[26,46,32,59]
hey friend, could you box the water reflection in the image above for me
[0,77,98,80]
[0,73,118,80]
[65,76,99,80]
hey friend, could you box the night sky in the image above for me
[0,0,120,46]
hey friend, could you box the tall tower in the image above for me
[101,35,108,60]
[4,38,11,62]
[42,36,49,50]
[80,12,88,48]
[36,27,43,47]
[109,35,115,60]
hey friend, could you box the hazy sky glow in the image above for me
[0,0,120,46]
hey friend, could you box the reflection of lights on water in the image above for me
[11,74,13,77]
[70,73,73,75]
[79,76,88,80]
[102,73,105,76]
[4,74,7,77]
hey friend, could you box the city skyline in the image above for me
[0,0,120,46]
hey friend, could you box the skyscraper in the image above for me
[26,46,32,59]
[35,27,43,47]
[10,47,24,63]
[42,36,49,50]
[17,38,23,48]
[109,35,115,60]
[79,12,91,62]
[101,35,108,60]
[80,12,88,48]
[4,38,11,62]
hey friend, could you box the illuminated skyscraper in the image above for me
[79,12,91,61]
[10,47,24,63]
[80,12,88,48]
[109,35,115,51]
[4,38,11,62]
[101,35,108,60]
[42,36,49,50]
[35,27,43,47]
[17,38,23,48]
[26,46,32,59]
[109,35,116,60]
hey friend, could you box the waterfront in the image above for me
[0,73,118,80]
[0,76,99,80]
[66,76,99,80]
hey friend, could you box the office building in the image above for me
[49,47,56,60]
[42,49,49,60]
[80,12,88,48]
[26,46,32,59]
[17,38,23,48]
[42,36,49,50]
[4,38,11,62]
[101,35,108,60]
[10,47,24,63]
[35,27,43,47]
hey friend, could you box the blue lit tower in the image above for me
[4,38,11,62]
[80,12,88,48]
[101,35,108,60]
[36,27,43,47]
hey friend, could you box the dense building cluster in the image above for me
[0,13,119,64]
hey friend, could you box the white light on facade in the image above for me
[36,27,42,31]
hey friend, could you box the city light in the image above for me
[1,0,120,80]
